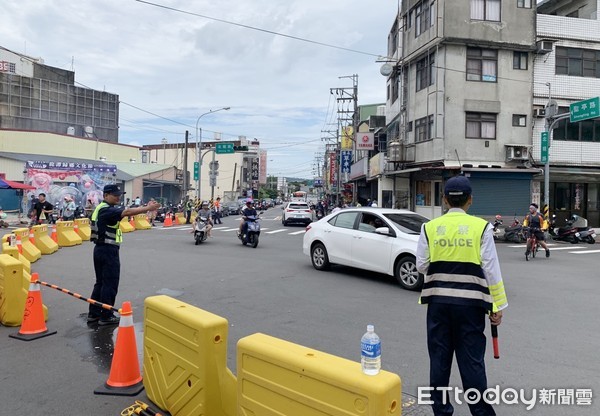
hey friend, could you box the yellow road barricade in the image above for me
[120,217,135,233]
[56,220,83,247]
[13,228,41,263]
[134,214,152,230]
[31,224,59,254]
[175,212,187,225]
[0,254,48,326]
[1,242,31,274]
[74,218,91,241]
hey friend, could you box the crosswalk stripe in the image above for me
[289,230,306,235]
[570,249,600,254]
[222,228,239,232]
[508,243,559,248]
[157,225,189,230]
[212,226,229,230]
[265,229,287,234]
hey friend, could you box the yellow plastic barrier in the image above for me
[74,218,91,241]
[144,295,236,416]
[120,217,135,233]
[175,212,187,225]
[31,224,59,255]
[0,254,48,326]
[237,333,402,415]
[134,214,152,230]
[13,228,41,263]
[1,242,31,274]
[56,221,83,247]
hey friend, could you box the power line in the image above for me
[135,0,383,58]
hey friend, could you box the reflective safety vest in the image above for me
[421,212,505,312]
[90,202,123,245]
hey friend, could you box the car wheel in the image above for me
[394,256,423,291]
[282,218,288,226]
[311,243,330,271]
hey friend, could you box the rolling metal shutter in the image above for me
[467,173,532,218]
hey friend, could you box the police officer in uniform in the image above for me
[87,184,160,325]
[416,176,508,415]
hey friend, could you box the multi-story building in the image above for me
[532,0,600,226]
[382,0,540,219]
[0,46,119,142]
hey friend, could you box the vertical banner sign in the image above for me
[341,127,354,149]
[341,150,352,173]
[540,132,549,164]
[251,159,259,181]
[329,153,337,185]
[355,132,374,150]
[259,150,268,185]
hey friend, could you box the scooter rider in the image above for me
[196,201,213,237]
[238,199,257,237]
[523,203,550,257]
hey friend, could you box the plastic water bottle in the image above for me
[361,324,381,375]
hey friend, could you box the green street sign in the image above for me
[215,142,234,154]
[570,97,599,122]
[540,132,549,164]
[193,161,199,180]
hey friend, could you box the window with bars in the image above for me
[556,47,600,78]
[467,48,498,82]
[470,0,501,21]
[466,112,497,139]
[517,0,532,8]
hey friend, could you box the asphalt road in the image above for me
[1,208,599,415]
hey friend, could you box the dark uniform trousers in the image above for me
[89,244,120,319]
[427,303,496,416]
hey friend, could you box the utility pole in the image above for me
[183,130,189,202]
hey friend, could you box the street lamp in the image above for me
[161,138,167,164]
[195,107,230,201]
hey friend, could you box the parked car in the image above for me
[302,207,429,291]
[225,201,243,215]
[282,201,314,226]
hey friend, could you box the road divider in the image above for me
[56,221,82,247]
[74,218,91,241]
[13,228,41,262]
[31,224,58,254]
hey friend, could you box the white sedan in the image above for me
[302,207,429,290]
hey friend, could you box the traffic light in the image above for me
[233,145,248,151]
[209,161,219,187]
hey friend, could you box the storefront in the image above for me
[549,167,600,227]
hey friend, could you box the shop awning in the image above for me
[0,178,36,190]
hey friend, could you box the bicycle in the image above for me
[524,226,541,261]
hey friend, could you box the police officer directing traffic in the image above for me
[87,184,160,325]
[416,176,508,416]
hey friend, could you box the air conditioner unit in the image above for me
[533,108,546,118]
[536,40,553,54]
[506,146,529,161]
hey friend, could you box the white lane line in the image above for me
[221,228,240,232]
[508,243,560,248]
[289,230,306,235]
[265,229,287,234]
[570,250,600,254]
[510,246,586,251]
[212,226,229,230]
[157,225,190,230]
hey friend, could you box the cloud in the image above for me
[1,0,396,177]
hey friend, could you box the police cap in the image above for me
[444,176,472,196]
[103,184,125,196]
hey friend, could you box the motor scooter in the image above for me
[193,216,209,245]
[549,214,580,244]
[503,215,526,243]
[571,215,596,244]
[239,214,261,248]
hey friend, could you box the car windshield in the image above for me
[383,213,429,235]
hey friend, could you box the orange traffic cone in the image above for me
[51,224,58,243]
[16,234,23,254]
[10,273,56,341]
[28,228,36,245]
[73,221,79,234]
[129,216,135,228]
[163,214,173,227]
[94,302,144,396]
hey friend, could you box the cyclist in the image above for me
[523,203,550,257]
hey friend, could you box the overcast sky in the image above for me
[2,0,399,178]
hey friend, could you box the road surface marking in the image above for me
[265,229,287,234]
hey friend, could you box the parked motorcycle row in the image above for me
[492,214,596,244]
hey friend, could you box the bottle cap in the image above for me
[367,324,374,332]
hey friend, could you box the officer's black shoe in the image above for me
[87,314,100,323]
[546,250,550,258]
[98,316,120,326]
